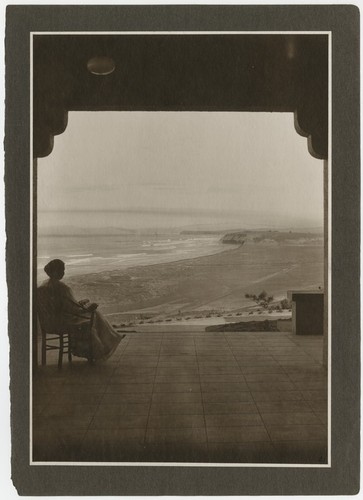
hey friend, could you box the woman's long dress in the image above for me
[39,278,123,360]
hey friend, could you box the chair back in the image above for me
[37,284,63,334]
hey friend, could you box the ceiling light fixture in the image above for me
[87,56,116,75]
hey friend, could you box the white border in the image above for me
[30,30,332,469]
[327,31,332,468]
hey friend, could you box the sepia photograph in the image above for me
[32,32,328,466]
[5,5,360,496]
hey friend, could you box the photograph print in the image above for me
[32,32,330,466]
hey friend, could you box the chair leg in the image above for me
[41,329,46,366]
[58,334,63,370]
[68,334,72,364]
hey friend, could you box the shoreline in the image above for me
[37,238,232,282]
[65,243,240,281]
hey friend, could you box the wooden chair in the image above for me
[37,285,95,369]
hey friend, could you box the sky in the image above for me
[38,111,324,231]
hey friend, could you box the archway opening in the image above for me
[37,111,324,329]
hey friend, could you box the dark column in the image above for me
[32,158,38,370]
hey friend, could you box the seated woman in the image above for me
[39,258,125,361]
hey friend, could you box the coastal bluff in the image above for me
[220,232,247,245]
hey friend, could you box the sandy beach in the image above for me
[66,240,323,326]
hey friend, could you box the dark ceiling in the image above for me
[33,34,328,159]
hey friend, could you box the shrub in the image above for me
[245,290,274,309]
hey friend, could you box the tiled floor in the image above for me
[32,330,327,464]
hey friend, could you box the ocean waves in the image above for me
[37,234,225,281]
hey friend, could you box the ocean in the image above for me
[37,233,225,282]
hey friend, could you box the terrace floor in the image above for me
[32,328,328,464]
